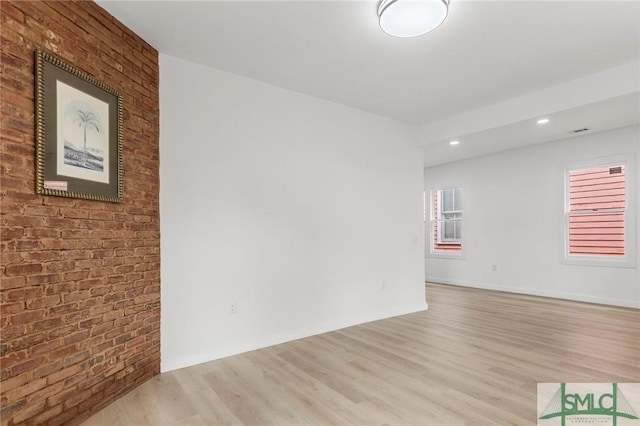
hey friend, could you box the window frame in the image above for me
[437,187,462,244]
[428,185,465,258]
[563,154,636,268]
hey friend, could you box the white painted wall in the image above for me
[424,125,640,308]
[160,54,426,372]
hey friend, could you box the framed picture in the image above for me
[35,50,123,203]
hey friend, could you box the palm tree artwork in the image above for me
[63,100,104,171]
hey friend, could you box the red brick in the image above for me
[4,377,47,401]
[10,309,46,325]
[26,228,61,238]
[75,239,104,250]
[62,389,91,410]
[0,301,25,315]
[1,226,25,239]
[27,273,61,285]
[64,350,90,368]
[63,310,91,323]
[31,404,63,424]
[89,286,110,296]
[31,317,63,332]
[124,335,145,350]
[89,266,115,278]
[0,398,27,420]
[114,332,134,345]
[11,400,47,424]
[89,211,114,221]
[103,326,125,341]
[46,386,82,410]
[9,332,46,351]
[23,205,58,217]
[60,208,90,219]
[78,317,102,329]
[49,302,78,315]
[63,330,90,346]
[0,324,27,340]
[47,404,78,426]
[78,297,102,310]
[0,1,25,22]
[44,260,77,273]
[26,251,61,262]
[4,286,42,301]
[47,325,77,339]
[5,262,42,275]
[62,290,91,303]
[64,270,89,281]
[34,361,63,379]
[31,338,63,356]
[0,372,29,393]
[26,294,61,309]
[74,259,102,269]
[45,282,77,295]
[11,355,45,376]
[47,364,82,386]
[0,275,25,290]
[27,380,64,407]
[15,239,46,251]
[90,322,115,337]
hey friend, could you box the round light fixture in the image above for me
[449,140,459,146]
[378,0,450,38]
[537,118,550,125]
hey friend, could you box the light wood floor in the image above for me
[82,283,639,425]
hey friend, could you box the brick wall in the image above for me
[1,1,160,424]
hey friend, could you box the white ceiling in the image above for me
[422,92,640,166]
[97,0,640,166]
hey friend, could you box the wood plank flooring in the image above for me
[82,283,640,425]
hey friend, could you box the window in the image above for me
[438,187,462,243]
[568,164,625,256]
[565,158,636,267]
[431,186,463,253]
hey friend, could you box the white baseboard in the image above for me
[425,276,640,309]
[161,302,428,373]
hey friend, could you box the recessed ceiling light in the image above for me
[378,0,450,38]
[449,140,459,146]
[537,118,550,125]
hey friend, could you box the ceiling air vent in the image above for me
[572,128,589,133]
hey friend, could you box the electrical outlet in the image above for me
[230,302,238,315]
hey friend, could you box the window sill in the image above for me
[428,251,465,260]
[562,255,635,269]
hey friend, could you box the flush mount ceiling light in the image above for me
[449,140,460,146]
[537,118,550,125]
[378,0,450,38]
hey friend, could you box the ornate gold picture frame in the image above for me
[35,50,123,203]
